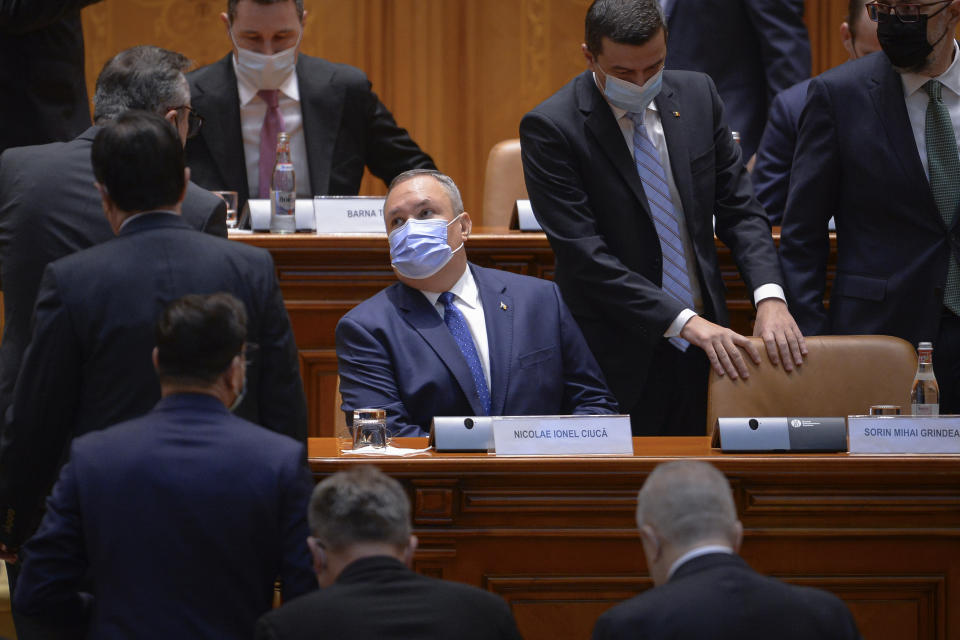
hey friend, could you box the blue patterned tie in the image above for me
[629,112,695,351]
[924,80,960,315]
[439,292,491,415]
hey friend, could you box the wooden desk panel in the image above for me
[235,231,837,437]
[309,438,959,640]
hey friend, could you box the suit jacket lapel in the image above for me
[195,55,249,203]
[869,57,942,227]
[474,265,512,416]
[297,56,341,196]
[579,73,653,219]
[656,84,701,237]
[395,283,485,416]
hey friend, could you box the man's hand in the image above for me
[680,316,762,380]
[753,298,807,371]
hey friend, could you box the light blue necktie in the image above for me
[439,292,491,415]
[924,80,960,315]
[629,112,695,351]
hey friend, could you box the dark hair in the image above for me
[585,0,665,56]
[91,111,186,213]
[848,0,867,36]
[155,293,248,385]
[93,46,191,124]
[308,466,412,552]
[227,0,304,22]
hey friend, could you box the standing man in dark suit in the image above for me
[0,0,103,153]
[13,293,315,640]
[0,45,228,435]
[661,0,811,160]
[752,0,881,225]
[592,460,861,639]
[520,0,805,436]
[336,170,618,436]
[0,111,306,551]
[186,0,436,212]
[780,0,960,411]
[255,466,522,640]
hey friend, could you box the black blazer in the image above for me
[663,0,811,160]
[520,70,781,410]
[186,54,436,210]
[593,553,861,640]
[781,52,957,348]
[0,213,305,547]
[255,555,523,640]
[0,127,227,435]
[0,0,102,153]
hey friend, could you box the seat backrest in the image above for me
[706,335,918,434]
[481,139,527,228]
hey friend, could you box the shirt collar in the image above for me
[591,72,660,122]
[118,209,178,231]
[666,544,734,581]
[421,264,479,310]
[232,55,301,106]
[901,40,960,98]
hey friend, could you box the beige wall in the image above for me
[81,0,850,223]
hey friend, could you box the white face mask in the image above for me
[231,30,301,90]
[594,64,663,113]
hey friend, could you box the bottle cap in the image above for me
[918,341,933,350]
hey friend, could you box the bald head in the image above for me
[636,461,739,550]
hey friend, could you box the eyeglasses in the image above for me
[170,105,204,139]
[865,1,953,23]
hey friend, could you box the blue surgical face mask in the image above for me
[595,64,663,112]
[389,213,465,280]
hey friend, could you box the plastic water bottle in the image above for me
[910,342,940,416]
[270,132,296,234]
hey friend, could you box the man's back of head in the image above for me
[93,45,191,125]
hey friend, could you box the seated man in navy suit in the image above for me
[592,460,861,640]
[12,293,315,640]
[752,0,881,225]
[335,169,618,436]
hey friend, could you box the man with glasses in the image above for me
[12,293,315,639]
[0,111,307,565]
[780,0,960,412]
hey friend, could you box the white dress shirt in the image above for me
[666,544,734,581]
[420,266,492,391]
[598,75,785,337]
[901,41,960,179]
[234,58,311,197]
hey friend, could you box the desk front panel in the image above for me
[235,231,837,437]
[309,437,959,640]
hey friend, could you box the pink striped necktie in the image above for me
[257,89,285,198]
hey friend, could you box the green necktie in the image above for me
[924,79,960,315]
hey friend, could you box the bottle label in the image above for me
[911,404,939,416]
[274,191,295,216]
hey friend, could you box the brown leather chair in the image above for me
[706,335,918,434]
[481,139,527,228]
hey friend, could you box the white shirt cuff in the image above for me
[665,308,698,338]
[753,283,785,305]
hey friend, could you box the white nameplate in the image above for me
[848,415,960,454]
[314,196,386,234]
[492,415,632,456]
[246,199,316,232]
[514,199,542,231]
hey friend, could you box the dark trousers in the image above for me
[934,311,960,414]
[627,340,709,436]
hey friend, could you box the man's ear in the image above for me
[638,524,662,562]
[459,211,472,239]
[840,22,856,59]
[402,534,418,568]
[152,347,160,375]
[307,536,326,575]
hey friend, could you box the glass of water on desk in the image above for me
[352,408,387,449]
[213,190,239,229]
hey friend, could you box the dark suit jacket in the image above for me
[0,0,101,153]
[255,555,522,640]
[592,553,861,639]
[0,126,227,433]
[663,0,811,159]
[336,263,618,436]
[520,70,782,411]
[13,393,316,640]
[186,53,436,210]
[780,52,954,346]
[0,212,306,547]
[752,78,810,225]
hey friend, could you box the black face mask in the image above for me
[877,6,951,70]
